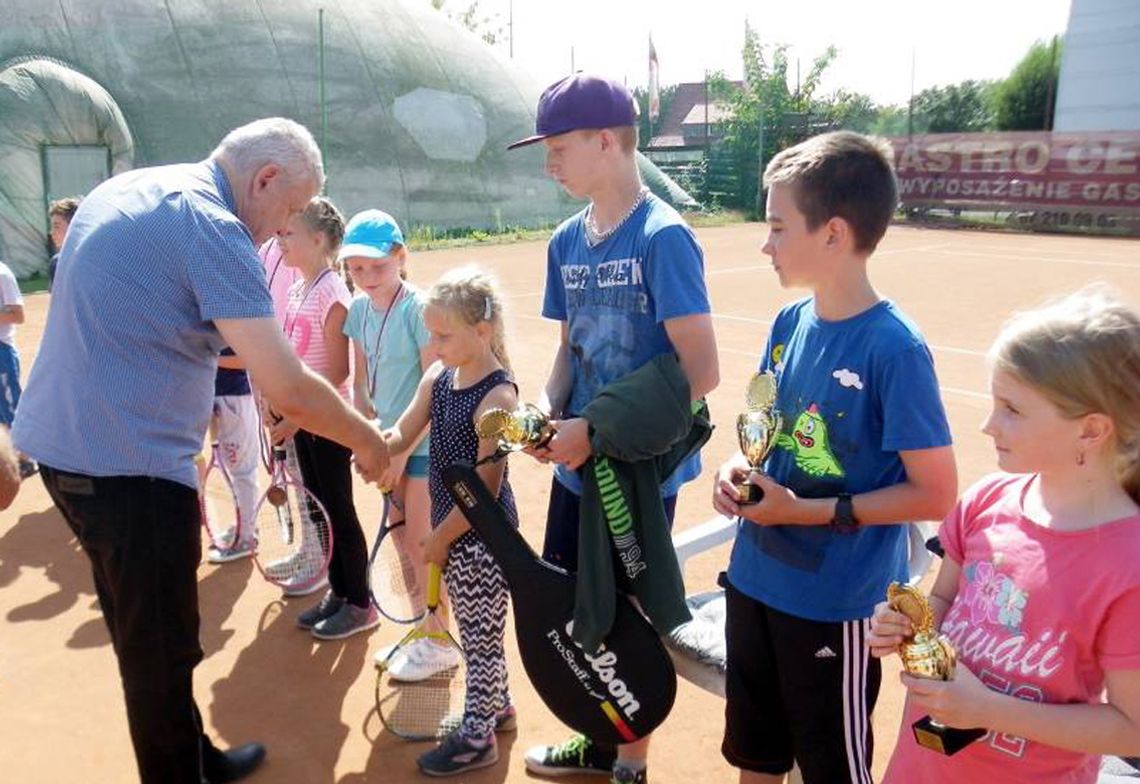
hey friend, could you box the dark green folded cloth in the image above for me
[572,354,713,654]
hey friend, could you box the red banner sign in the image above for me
[887,132,1140,218]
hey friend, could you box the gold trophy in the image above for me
[476,403,556,462]
[887,582,987,755]
[735,372,782,505]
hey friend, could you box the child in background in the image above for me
[338,210,454,677]
[382,266,517,776]
[274,196,379,640]
[204,347,262,563]
[256,236,323,597]
[0,258,33,478]
[869,287,1140,784]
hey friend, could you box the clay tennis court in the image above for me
[3,222,1137,782]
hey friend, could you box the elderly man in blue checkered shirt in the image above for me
[13,118,389,784]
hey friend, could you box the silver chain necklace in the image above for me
[584,187,649,247]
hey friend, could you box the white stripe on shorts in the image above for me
[842,619,872,784]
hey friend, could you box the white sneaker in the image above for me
[373,641,399,668]
[386,638,462,682]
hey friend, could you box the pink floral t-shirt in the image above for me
[885,473,1140,784]
[283,269,352,400]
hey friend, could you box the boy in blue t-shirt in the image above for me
[509,74,720,784]
[711,131,958,784]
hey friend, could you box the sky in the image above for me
[469,0,1073,107]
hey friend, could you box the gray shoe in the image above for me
[311,602,381,640]
[207,539,256,565]
[296,591,344,630]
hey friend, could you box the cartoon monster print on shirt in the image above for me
[777,403,845,478]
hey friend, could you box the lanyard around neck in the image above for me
[366,283,407,402]
[285,267,334,339]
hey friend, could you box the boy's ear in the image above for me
[823,216,851,250]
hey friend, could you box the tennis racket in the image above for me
[368,491,427,624]
[198,439,241,550]
[375,563,466,741]
[251,444,333,592]
[444,460,676,745]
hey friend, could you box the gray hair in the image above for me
[210,117,324,188]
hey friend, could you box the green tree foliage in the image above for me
[817,90,879,134]
[430,0,504,45]
[992,37,1061,130]
[632,84,679,146]
[911,80,996,133]
[707,21,839,212]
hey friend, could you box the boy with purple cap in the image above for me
[510,73,720,784]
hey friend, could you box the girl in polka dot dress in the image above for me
[381,265,518,776]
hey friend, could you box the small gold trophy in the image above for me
[887,582,987,755]
[476,403,556,461]
[735,372,782,505]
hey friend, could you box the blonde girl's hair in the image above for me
[427,265,511,376]
[989,284,1140,503]
[299,196,345,267]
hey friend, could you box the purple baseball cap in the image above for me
[507,74,639,150]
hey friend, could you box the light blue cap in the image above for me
[338,209,405,261]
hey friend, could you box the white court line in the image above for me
[937,249,1140,270]
[950,242,1140,261]
[519,318,990,400]
[873,243,954,258]
[707,264,767,276]
[710,313,987,357]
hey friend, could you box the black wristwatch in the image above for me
[831,493,858,532]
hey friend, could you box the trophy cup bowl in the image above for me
[477,403,555,455]
[887,582,986,755]
[734,410,781,504]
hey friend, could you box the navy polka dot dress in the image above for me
[426,365,516,740]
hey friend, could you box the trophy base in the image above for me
[734,482,765,505]
[912,716,986,755]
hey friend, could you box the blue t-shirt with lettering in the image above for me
[542,193,710,496]
[727,298,952,622]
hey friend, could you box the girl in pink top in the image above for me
[272,197,379,640]
[870,287,1140,784]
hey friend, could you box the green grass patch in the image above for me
[403,222,557,251]
[18,274,48,294]
[682,209,753,228]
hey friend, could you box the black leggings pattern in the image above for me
[445,530,511,740]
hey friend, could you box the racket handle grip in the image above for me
[427,563,442,609]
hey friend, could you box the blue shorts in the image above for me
[0,342,21,426]
[405,455,429,479]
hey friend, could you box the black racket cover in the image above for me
[443,461,676,744]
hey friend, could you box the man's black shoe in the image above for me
[204,743,266,783]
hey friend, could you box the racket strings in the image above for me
[200,453,240,548]
[376,635,467,740]
[370,527,427,623]
[253,480,332,588]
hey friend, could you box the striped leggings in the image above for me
[445,530,512,740]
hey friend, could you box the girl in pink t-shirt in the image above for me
[273,197,379,640]
[870,287,1140,784]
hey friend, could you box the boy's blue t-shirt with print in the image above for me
[727,298,952,622]
[542,193,711,497]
